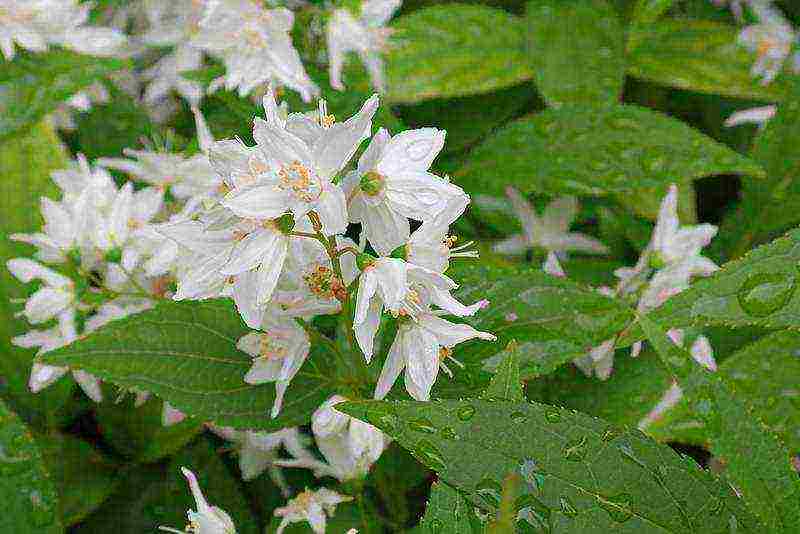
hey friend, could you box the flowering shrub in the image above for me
[1,0,800,532]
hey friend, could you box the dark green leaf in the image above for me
[339,398,761,533]
[40,299,337,430]
[415,482,484,533]
[0,398,61,533]
[640,315,800,533]
[0,50,127,140]
[74,436,259,534]
[453,104,764,198]
[626,19,793,102]
[385,5,532,103]
[525,0,625,106]
[35,433,119,526]
[482,342,524,401]
[0,121,74,429]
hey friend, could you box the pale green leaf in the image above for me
[430,265,633,399]
[626,19,793,102]
[482,342,524,402]
[35,433,119,526]
[648,330,800,453]
[385,5,532,103]
[640,315,800,533]
[39,299,338,430]
[630,0,676,26]
[453,104,764,198]
[0,50,127,140]
[0,120,73,429]
[339,398,761,533]
[525,0,625,106]
[0,398,62,533]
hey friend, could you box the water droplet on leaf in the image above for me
[416,439,447,471]
[736,273,796,317]
[475,478,502,508]
[408,417,437,434]
[457,405,476,421]
[562,436,588,462]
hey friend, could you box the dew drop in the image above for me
[408,417,437,434]
[559,496,578,518]
[416,439,447,471]
[562,436,588,462]
[440,426,459,440]
[601,427,619,442]
[475,477,503,508]
[511,410,527,424]
[457,405,476,421]
[597,493,633,523]
[519,458,546,492]
[736,273,796,317]
[545,411,561,424]
[429,519,443,532]
[378,414,399,434]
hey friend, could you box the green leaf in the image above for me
[431,265,633,398]
[630,0,676,25]
[482,342,524,401]
[415,482,482,533]
[367,443,430,530]
[525,0,625,106]
[39,299,337,430]
[0,120,74,429]
[623,228,800,344]
[94,395,203,463]
[626,19,793,102]
[74,436,259,534]
[0,398,61,533]
[0,50,127,140]
[640,315,800,533]
[338,398,761,533]
[385,5,532,103]
[649,330,800,453]
[35,433,119,526]
[453,104,764,198]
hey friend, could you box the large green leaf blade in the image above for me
[39,299,336,430]
[339,398,761,533]
[626,19,793,102]
[0,398,62,533]
[525,0,625,106]
[430,265,634,398]
[640,315,800,533]
[413,482,482,533]
[385,5,532,103]
[453,104,764,198]
[0,50,127,140]
[623,228,800,344]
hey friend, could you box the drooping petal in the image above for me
[72,370,103,402]
[384,170,464,221]
[354,294,382,361]
[256,236,289,304]
[378,128,446,175]
[222,229,280,275]
[312,94,378,181]
[358,128,391,174]
[222,184,290,219]
[313,184,348,235]
[403,325,440,401]
[374,332,406,400]
[419,314,496,347]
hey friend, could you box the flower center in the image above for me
[359,171,385,196]
[303,264,345,300]
[259,333,288,361]
[278,161,321,202]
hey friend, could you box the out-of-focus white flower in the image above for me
[275,395,388,482]
[724,104,777,127]
[194,0,318,100]
[326,0,401,92]
[7,259,76,325]
[160,467,237,534]
[236,312,311,418]
[737,2,798,84]
[573,339,615,381]
[162,402,187,426]
[543,251,566,278]
[344,127,464,255]
[221,91,378,236]
[274,488,352,534]
[209,425,308,487]
[98,108,221,202]
[0,0,127,60]
[50,82,110,131]
[487,187,608,258]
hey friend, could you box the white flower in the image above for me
[7,259,76,324]
[487,187,608,257]
[275,395,388,482]
[11,197,83,264]
[236,313,311,418]
[375,312,496,401]
[274,488,352,534]
[93,182,163,254]
[160,467,236,534]
[209,425,308,485]
[50,82,110,131]
[543,251,566,278]
[221,91,378,236]
[724,104,777,127]
[194,0,318,100]
[344,127,464,255]
[162,402,187,426]
[326,0,401,92]
[0,0,127,60]
[572,339,615,381]
[738,2,797,84]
